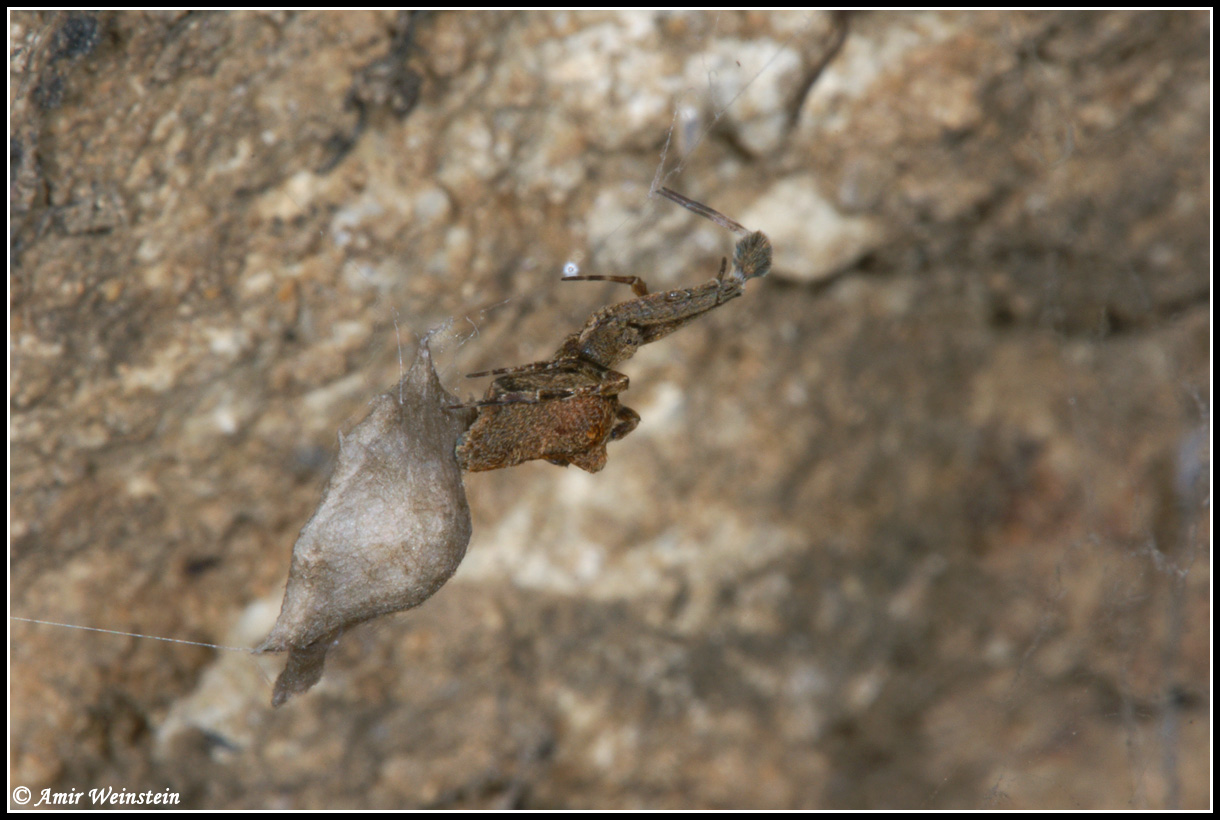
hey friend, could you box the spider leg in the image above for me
[657,187,749,235]
[470,388,583,406]
[563,275,649,297]
[468,373,627,407]
[466,359,561,379]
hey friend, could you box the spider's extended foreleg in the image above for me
[656,187,770,283]
[657,186,749,235]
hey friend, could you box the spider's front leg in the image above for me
[657,186,772,285]
[656,186,750,235]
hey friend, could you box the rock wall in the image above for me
[10,11,1209,809]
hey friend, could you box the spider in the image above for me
[454,187,772,473]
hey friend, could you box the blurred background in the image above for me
[10,11,1210,809]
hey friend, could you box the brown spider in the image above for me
[454,187,772,473]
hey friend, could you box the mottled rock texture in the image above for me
[11,11,1209,809]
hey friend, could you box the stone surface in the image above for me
[10,10,1209,809]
